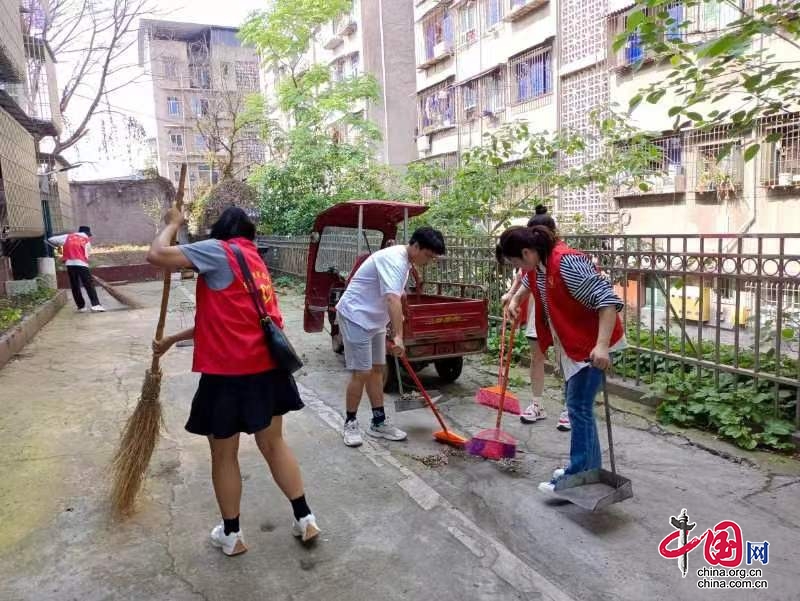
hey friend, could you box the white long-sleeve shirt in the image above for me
[47,232,91,268]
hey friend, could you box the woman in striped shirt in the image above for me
[499,225,626,495]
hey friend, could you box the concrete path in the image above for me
[0,280,797,601]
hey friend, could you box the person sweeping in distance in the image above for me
[148,206,320,556]
[47,226,105,312]
[500,205,570,430]
[498,225,626,495]
[336,227,446,447]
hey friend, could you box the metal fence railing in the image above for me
[258,233,800,428]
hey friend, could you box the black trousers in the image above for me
[66,265,99,309]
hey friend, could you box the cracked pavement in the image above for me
[0,279,797,601]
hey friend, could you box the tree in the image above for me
[192,52,267,179]
[240,0,395,235]
[32,0,153,156]
[406,111,661,234]
[616,0,800,160]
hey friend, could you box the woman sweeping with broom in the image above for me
[498,225,626,496]
[148,206,320,556]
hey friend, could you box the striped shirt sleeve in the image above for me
[559,255,623,312]
[521,272,530,289]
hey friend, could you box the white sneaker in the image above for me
[557,409,571,431]
[210,523,247,556]
[552,468,566,480]
[520,402,547,424]
[343,419,363,447]
[292,513,321,543]
[367,418,407,441]
[538,481,557,495]
[76,307,89,313]
[90,305,106,312]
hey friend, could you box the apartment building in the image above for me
[412,0,800,242]
[262,0,418,169]
[0,0,71,286]
[138,19,265,203]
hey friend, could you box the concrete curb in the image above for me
[0,290,67,370]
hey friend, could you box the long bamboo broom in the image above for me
[92,275,144,309]
[110,164,187,517]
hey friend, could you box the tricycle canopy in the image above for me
[311,201,428,239]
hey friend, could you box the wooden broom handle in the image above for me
[150,164,187,373]
[495,314,520,429]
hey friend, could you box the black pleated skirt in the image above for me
[186,369,305,439]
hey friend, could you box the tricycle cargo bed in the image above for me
[403,295,488,360]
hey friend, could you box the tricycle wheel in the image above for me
[383,359,398,393]
[331,331,344,354]
[434,357,463,383]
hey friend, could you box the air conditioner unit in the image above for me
[416,135,431,153]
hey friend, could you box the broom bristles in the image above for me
[93,276,145,309]
[476,386,522,415]
[466,428,517,460]
[110,370,163,517]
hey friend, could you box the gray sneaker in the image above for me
[367,419,407,441]
[343,419,363,447]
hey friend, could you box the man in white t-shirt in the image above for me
[336,227,446,447]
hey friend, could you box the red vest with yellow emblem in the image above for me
[193,237,283,375]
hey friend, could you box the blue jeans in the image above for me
[562,366,603,477]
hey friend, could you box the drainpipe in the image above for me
[378,0,391,164]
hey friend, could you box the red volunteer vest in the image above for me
[192,237,283,375]
[62,233,89,263]
[530,241,624,360]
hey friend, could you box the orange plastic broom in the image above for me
[396,351,466,448]
[466,315,520,460]
[476,311,521,415]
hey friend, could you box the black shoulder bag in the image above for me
[229,243,303,374]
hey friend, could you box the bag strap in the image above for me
[229,242,271,324]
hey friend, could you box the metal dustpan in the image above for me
[553,374,633,511]
[393,356,442,412]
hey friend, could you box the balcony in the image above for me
[504,0,548,22]
[337,13,357,36]
[615,168,687,198]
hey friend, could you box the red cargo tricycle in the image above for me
[303,200,489,391]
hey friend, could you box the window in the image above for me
[167,96,181,116]
[694,142,743,197]
[483,0,504,30]
[190,64,211,89]
[350,53,360,77]
[459,69,506,122]
[191,97,210,118]
[614,135,685,196]
[194,134,207,150]
[760,114,800,188]
[419,7,454,64]
[418,80,455,134]
[699,0,743,33]
[610,3,684,68]
[198,164,220,185]
[462,81,478,118]
[169,132,183,151]
[480,70,505,116]
[162,56,178,79]
[510,46,552,105]
[458,2,478,47]
[235,62,259,91]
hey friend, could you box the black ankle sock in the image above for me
[290,495,311,521]
[223,515,240,535]
[371,406,386,426]
[345,411,357,423]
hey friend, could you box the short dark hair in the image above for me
[210,206,256,241]
[78,225,92,236]
[409,226,446,255]
[497,225,556,264]
[527,204,556,232]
